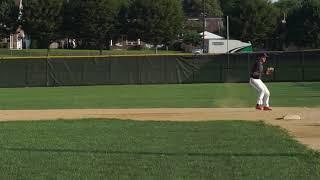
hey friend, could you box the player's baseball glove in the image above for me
[266,67,274,75]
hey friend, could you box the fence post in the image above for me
[25,61,28,87]
[105,56,111,84]
[137,56,141,84]
[81,57,85,83]
[46,57,49,87]
[274,53,279,82]
[302,51,305,81]
[247,53,250,80]
[164,55,168,83]
[273,53,277,82]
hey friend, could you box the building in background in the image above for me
[200,31,252,54]
[205,18,225,37]
[9,0,30,50]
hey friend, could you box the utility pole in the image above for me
[18,0,23,20]
[227,16,230,69]
[202,0,205,53]
[227,16,229,54]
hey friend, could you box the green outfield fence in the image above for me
[0,51,319,87]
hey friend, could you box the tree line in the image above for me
[0,0,320,51]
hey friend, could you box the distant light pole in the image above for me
[280,12,287,50]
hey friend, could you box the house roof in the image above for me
[200,31,224,39]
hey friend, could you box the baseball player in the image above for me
[249,53,274,111]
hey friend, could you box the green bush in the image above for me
[30,39,39,49]
[0,42,8,48]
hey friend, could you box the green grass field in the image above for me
[0,82,319,109]
[0,120,319,179]
[0,82,319,179]
[0,48,187,57]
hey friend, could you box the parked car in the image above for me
[192,48,203,54]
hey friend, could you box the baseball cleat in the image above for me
[263,106,272,111]
[256,104,263,110]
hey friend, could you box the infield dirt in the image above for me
[0,107,319,151]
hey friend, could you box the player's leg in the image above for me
[261,82,272,110]
[249,78,265,109]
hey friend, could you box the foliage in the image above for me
[182,30,202,46]
[3,0,319,51]
[22,0,64,48]
[71,0,121,52]
[182,0,223,17]
[128,0,184,46]
[286,0,320,48]
[0,0,19,38]
[221,0,279,48]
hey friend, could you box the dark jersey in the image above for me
[250,61,263,79]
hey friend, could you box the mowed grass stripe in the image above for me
[0,53,193,60]
[0,120,319,179]
[0,82,319,109]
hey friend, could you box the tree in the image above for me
[183,19,203,33]
[22,0,64,49]
[0,0,19,38]
[274,0,301,15]
[182,0,223,17]
[182,0,223,37]
[220,0,242,15]
[286,0,320,48]
[72,0,121,53]
[60,0,78,48]
[221,0,278,49]
[272,0,301,50]
[113,0,131,43]
[182,30,202,46]
[128,0,184,52]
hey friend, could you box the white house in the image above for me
[200,31,252,54]
[208,39,252,54]
[9,0,30,50]
[201,31,224,40]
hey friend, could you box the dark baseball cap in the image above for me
[259,53,269,57]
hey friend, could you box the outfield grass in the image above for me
[0,120,319,179]
[0,48,187,57]
[0,82,319,109]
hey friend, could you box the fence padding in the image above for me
[0,51,319,87]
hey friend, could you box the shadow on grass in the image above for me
[1,147,310,157]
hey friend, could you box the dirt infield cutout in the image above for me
[0,107,319,151]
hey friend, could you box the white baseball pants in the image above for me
[249,78,270,107]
